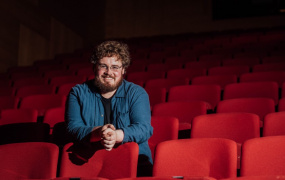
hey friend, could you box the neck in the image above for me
[101,89,117,99]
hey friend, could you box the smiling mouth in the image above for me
[102,76,114,82]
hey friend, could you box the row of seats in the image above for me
[1,110,284,168]
[1,136,285,179]
[128,59,285,73]
[1,57,284,85]
[0,28,284,179]
[1,69,285,96]
[0,83,284,124]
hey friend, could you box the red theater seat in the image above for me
[0,142,59,179]
[216,98,275,127]
[59,142,139,179]
[168,85,221,111]
[148,116,179,159]
[152,101,207,131]
[191,75,237,90]
[240,136,285,176]
[0,109,38,125]
[153,138,237,179]
[191,112,260,169]
[263,112,285,136]
[223,82,279,105]
[19,94,66,116]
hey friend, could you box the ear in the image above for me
[122,68,126,75]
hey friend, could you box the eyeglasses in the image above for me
[97,64,123,72]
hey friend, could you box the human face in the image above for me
[94,56,125,94]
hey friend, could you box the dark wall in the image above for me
[38,0,105,46]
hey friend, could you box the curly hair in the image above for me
[90,41,131,69]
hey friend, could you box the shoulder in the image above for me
[123,80,146,93]
[70,79,95,96]
[119,80,148,99]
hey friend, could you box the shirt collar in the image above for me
[113,79,126,98]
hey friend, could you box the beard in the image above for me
[94,74,123,94]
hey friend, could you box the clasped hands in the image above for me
[90,124,124,151]
[100,124,117,151]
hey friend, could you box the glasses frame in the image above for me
[97,63,123,72]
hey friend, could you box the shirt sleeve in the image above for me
[65,86,94,141]
[121,88,153,144]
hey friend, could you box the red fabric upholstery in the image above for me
[185,60,221,69]
[168,85,221,110]
[262,56,285,63]
[199,54,228,61]
[191,112,260,169]
[147,62,183,72]
[0,96,19,110]
[12,77,49,88]
[220,175,285,180]
[0,109,38,125]
[145,78,189,92]
[144,87,167,109]
[43,107,65,131]
[240,71,285,87]
[113,177,217,180]
[216,98,275,127]
[282,82,285,99]
[149,116,179,159]
[49,75,86,87]
[126,72,166,83]
[191,75,237,90]
[59,142,139,179]
[263,112,285,136]
[42,69,76,79]
[57,83,77,96]
[279,98,285,111]
[0,87,15,96]
[153,138,237,179]
[191,113,260,147]
[77,67,95,76]
[208,65,250,77]
[223,82,279,105]
[127,61,147,73]
[10,71,42,81]
[0,142,59,179]
[240,136,285,176]
[222,57,260,67]
[252,62,285,72]
[16,85,56,98]
[167,69,207,80]
[19,94,66,116]
[152,101,207,131]
[164,56,189,64]
[22,178,109,180]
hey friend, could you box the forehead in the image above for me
[99,56,122,65]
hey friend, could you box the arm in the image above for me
[65,87,101,141]
[121,90,153,144]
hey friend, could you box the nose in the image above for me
[103,68,111,74]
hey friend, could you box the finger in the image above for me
[101,124,109,131]
[106,124,116,130]
[105,147,112,151]
[102,128,115,137]
[102,139,116,145]
[103,141,115,150]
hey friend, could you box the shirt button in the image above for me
[101,114,103,117]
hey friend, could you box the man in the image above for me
[65,41,153,176]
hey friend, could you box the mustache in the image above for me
[102,74,115,79]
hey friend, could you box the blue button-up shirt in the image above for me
[65,79,153,163]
